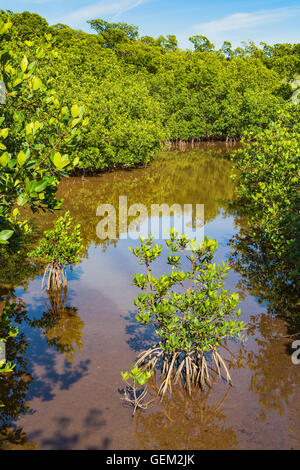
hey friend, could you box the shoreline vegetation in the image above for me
[68,141,237,176]
[163,138,239,153]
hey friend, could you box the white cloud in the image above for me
[193,7,300,34]
[66,0,147,24]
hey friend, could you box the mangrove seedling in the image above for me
[121,366,155,415]
[28,211,83,290]
[129,230,246,398]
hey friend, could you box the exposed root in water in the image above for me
[121,382,157,416]
[41,262,67,291]
[163,137,239,152]
[135,344,232,399]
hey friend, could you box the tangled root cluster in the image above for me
[42,262,67,291]
[135,343,232,398]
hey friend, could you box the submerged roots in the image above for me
[135,344,232,399]
[41,262,67,291]
[121,384,156,416]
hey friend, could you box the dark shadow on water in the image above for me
[38,409,109,450]
[122,310,158,353]
[1,409,110,450]
[27,358,90,402]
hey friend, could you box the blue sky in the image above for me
[2,0,300,48]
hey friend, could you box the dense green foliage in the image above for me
[232,104,300,285]
[0,18,86,245]
[0,17,83,388]
[0,10,299,171]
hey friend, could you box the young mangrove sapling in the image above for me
[127,230,246,399]
[28,211,83,290]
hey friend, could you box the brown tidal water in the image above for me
[1,144,299,450]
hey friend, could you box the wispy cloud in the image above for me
[65,0,147,24]
[193,7,300,34]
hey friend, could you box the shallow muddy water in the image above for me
[1,143,299,450]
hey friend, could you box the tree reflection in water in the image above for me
[132,380,236,450]
[0,146,298,449]
[0,287,85,448]
[246,313,300,422]
[229,225,300,333]
[229,225,300,422]
[29,287,85,364]
[0,300,35,449]
[24,147,236,254]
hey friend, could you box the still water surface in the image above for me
[1,144,299,449]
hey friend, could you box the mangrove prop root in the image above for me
[41,262,68,291]
[134,345,232,398]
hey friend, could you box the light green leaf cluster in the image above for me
[28,211,83,267]
[130,230,246,354]
[0,19,88,245]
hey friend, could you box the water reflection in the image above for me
[229,225,300,333]
[0,300,33,432]
[0,289,87,447]
[229,225,300,428]
[25,146,236,253]
[0,241,43,298]
[246,313,300,420]
[0,425,37,450]
[132,383,236,450]
[29,288,85,364]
